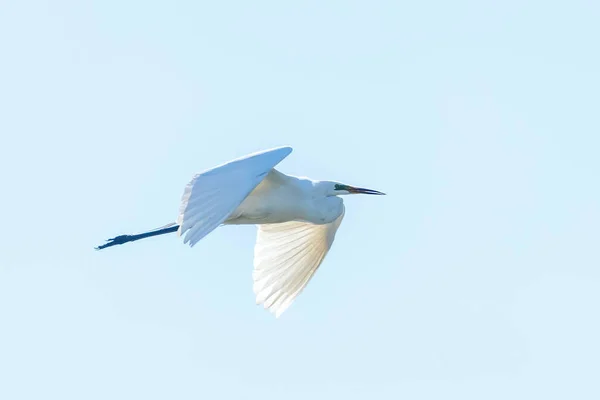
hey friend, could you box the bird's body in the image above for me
[97,146,384,317]
[225,169,344,226]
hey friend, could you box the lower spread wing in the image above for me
[252,206,345,317]
[177,146,292,247]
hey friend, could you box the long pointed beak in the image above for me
[349,187,386,195]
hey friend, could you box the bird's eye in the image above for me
[334,184,347,191]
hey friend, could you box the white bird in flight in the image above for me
[96,146,385,317]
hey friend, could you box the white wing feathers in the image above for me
[177,146,292,247]
[253,207,345,317]
[177,145,344,317]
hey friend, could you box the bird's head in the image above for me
[322,181,386,197]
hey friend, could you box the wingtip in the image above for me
[263,145,293,158]
[280,145,293,155]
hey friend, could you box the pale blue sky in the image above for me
[1,1,599,399]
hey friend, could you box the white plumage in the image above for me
[98,146,384,317]
[252,210,345,317]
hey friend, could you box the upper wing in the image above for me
[177,146,293,247]
[252,206,345,317]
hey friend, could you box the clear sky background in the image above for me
[1,1,599,399]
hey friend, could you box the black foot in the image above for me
[95,235,133,250]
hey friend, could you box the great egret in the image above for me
[96,146,385,317]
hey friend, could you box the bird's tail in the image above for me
[95,222,180,250]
